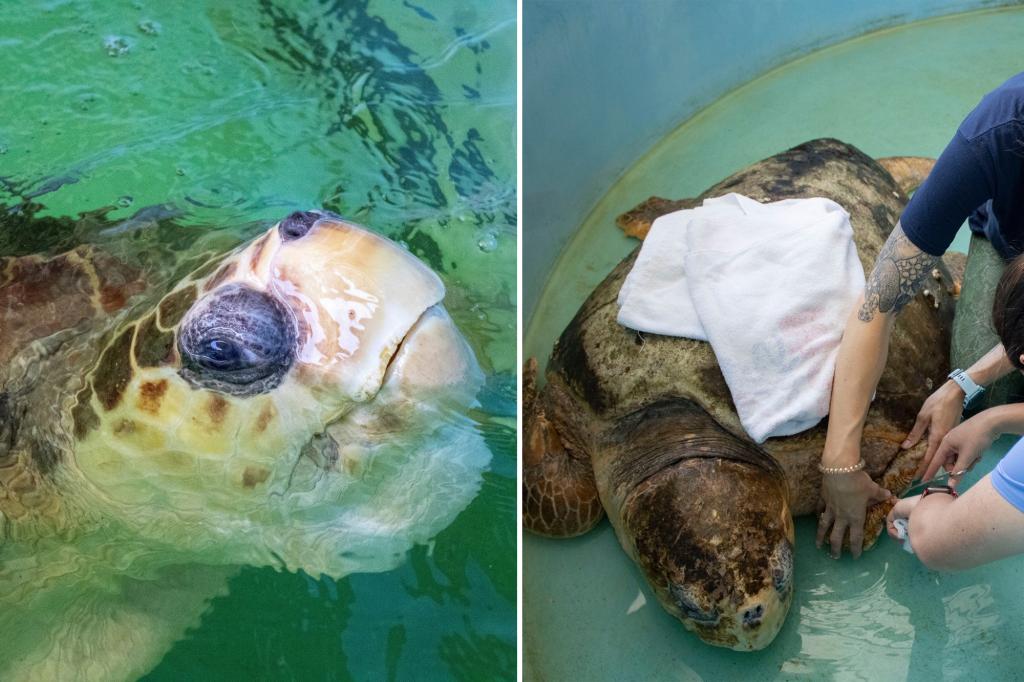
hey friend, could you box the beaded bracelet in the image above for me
[817,459,866,475]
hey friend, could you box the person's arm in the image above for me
[816,222,936,559]
[893,476,1024,571]
[905,342,1016,479]
[917,401,1024,486]
[818,121,999,559]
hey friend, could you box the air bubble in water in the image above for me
[175,167,186,176]
[117,196,134,208]
[477,231,498,253]
[138,20,161,36]
[104,35,131,57]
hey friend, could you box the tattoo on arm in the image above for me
[858,222,937,322]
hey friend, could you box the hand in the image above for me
[816,468,892,559]
[886,495,921,540]
[903,380,965,479]
[919,412,995,486]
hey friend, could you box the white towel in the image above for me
[616,193,865,443]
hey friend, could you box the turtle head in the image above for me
[70,210,487,576]
[610,401,794,651]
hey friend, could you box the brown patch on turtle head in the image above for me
[137,379,169,415]
[92,327,136,411]
[248,233,270,270]
[134,313,175,367]
[242,465,270,488]
[254,402,276,433]
[158,284,198,329]
[206,394,229,426]
[203,261,238,292]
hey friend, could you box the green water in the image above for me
[0,1,515,679]
[525,8,1024,680]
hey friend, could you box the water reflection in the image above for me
[788,568,913,679]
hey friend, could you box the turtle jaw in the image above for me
[305,303,483,475]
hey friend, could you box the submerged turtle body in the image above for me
[524,139,957,651]
[0,211,488,679]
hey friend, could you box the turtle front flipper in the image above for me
[522,358,605,538]
[594,399,794,651]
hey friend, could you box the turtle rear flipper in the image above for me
[876,156,936,196]
[615,197,699,240]
[522,358,605,538]
[596,399,794,651]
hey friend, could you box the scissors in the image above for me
[900,467,972,498]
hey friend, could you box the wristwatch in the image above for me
[948,368,984,409]
[922,485,958,499]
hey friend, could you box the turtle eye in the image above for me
[178,284,296,396]
[198,338,243,370]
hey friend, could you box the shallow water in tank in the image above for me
[0,1,514,680]
[525,8,1024,680]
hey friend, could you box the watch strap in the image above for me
[922,485,958,499]
[948,369,984,408]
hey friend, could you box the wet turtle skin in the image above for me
[0,212,489,680]
[524,139,958,650]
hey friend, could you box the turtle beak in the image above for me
[262,214,446,403]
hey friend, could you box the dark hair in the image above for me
[992,254,1024,371]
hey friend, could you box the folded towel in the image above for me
[617,193,865,442]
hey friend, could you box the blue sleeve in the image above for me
[992,436,1024,514]
[899,129,995,256]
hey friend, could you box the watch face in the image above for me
[923,485,957,498]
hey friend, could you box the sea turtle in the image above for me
[0,210,488,679]
[523,139,964,651]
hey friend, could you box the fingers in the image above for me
[848,521,865,559]
[815,507,834,549]
[869,484,892,504]
[949,450,980,488]
[903,412,929,449]
[916,430,945,479]
[921,438,954,481]
[829,520,849,559]
[885,507,898,539]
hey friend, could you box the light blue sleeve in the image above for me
[991,436,1024,513]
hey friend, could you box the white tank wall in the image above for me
[523,0,1017,321]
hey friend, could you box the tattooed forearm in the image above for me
[858,222,936,322]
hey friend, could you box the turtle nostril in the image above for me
[742,604,765,628]
[279,211,322,241]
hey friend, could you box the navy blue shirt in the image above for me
[901,72,1024,259]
